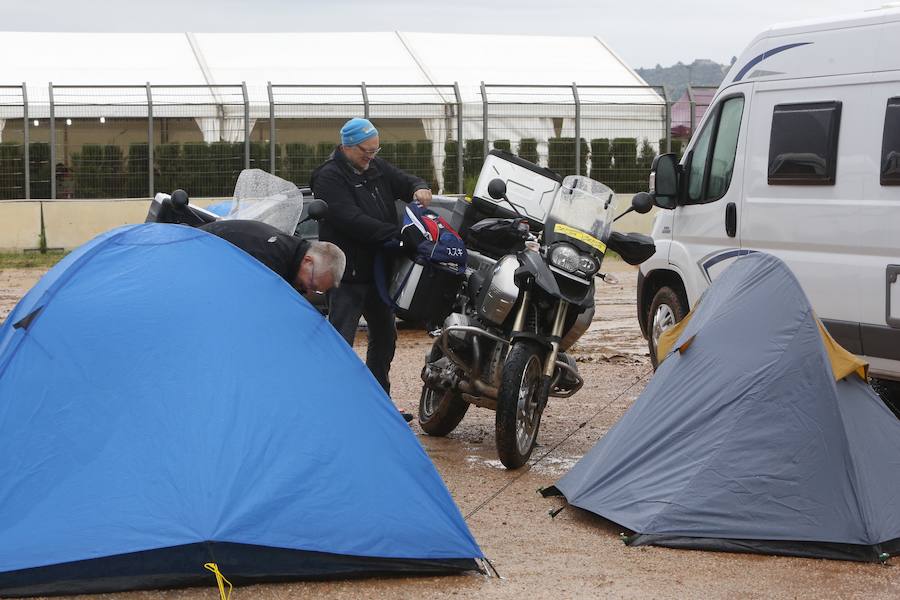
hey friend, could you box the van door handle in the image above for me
[725,202,737,238]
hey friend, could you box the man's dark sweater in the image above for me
[310,148,428,283]
[200,220,309,283]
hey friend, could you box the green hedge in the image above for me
[463,139,484,180]
[610,137,638,193]
[155,143,182,195]
[126,143,149,198]
[590,138,612,184]
[72,145,104,198]
[547,137,589,178]
[29,143,51,199]
[283,143,317,187]
[443,140,460,193]
[412,140,436,190]
[0,143,25,200]
[517,138,538,164]
[250,142,281,175]
[210,142,242,197]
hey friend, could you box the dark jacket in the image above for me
[200,219,309,285]
[310,147,428,283]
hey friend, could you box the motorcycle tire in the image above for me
[418,342,470,436]
[495,340,545,469]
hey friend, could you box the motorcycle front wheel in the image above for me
[495,340,545,469]
[418,341,470,436]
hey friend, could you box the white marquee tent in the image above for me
[0,31,665,189]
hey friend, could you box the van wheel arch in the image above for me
[639,270,689,338]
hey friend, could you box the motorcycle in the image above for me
[418,170,655,469]
[144,168,328,235]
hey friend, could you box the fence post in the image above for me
[663,87,672,153]
[572,82,581,176]
[480,81,488,159]
[453,82,464,195]
[22,83,30,200]
[242,82,250,170]
[361,82,369,119]
[49,83,56,200]
[268,81,276,174]
[147,83,154,197]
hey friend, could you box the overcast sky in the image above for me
[3,0,880,69]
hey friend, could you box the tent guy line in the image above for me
[463,367,652,522]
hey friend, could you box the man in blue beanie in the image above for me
[310,118,432,421]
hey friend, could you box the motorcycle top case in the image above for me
[472,150,561,224]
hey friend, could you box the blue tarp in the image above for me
[0,223,481,596]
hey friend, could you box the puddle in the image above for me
[465,453,582,476]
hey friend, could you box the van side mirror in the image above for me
[487,178,507,200]
[649,153,679,210]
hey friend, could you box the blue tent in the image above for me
[0,224,482,596]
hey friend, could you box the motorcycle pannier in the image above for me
[389,258,464,324]
[380,200,467,325]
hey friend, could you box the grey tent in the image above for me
[547,253,900,562]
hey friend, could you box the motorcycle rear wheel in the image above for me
[418,342,470,436]
[495,340,545,469]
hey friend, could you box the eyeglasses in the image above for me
[356,145,382,157]
[308,264,325,295]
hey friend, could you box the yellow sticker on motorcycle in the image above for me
[553,224,607,253]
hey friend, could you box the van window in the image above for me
[882,97,900,186]
[685,95,745,204]
[768,101,842,185]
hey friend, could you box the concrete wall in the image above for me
[0,198,220,252]
[0,202,42,251]
[0,194,656,252]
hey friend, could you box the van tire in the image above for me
[871,378,900,419]
[648,286,687,369]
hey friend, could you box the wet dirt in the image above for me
[1,263,897,599]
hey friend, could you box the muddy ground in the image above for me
[1,263,898,600]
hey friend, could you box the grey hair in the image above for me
[306,241,346,287]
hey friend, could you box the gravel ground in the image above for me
[1,263,898,600]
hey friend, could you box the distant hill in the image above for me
[636,59,733,99]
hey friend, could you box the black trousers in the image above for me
[328,283,397,394]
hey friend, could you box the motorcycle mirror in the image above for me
[171,189,189,208]
[631,192,654,214]
[487,178,507,200]
[306,199,328,221]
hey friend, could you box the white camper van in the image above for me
[637,6,900,407]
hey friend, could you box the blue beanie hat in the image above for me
[340,118,378,146]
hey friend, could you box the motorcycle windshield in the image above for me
[544,176,616,254]
[224,169,305,235]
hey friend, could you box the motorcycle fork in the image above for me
[540,300,569,405]
[511,290,531,333]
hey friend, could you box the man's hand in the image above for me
[413,188,433,207]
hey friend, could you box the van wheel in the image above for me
[871,378,900,419]
[648,286,687,369]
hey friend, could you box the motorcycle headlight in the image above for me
[550,244,580,273]
[578,255,599,276]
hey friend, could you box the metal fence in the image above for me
[0,82,712,200]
